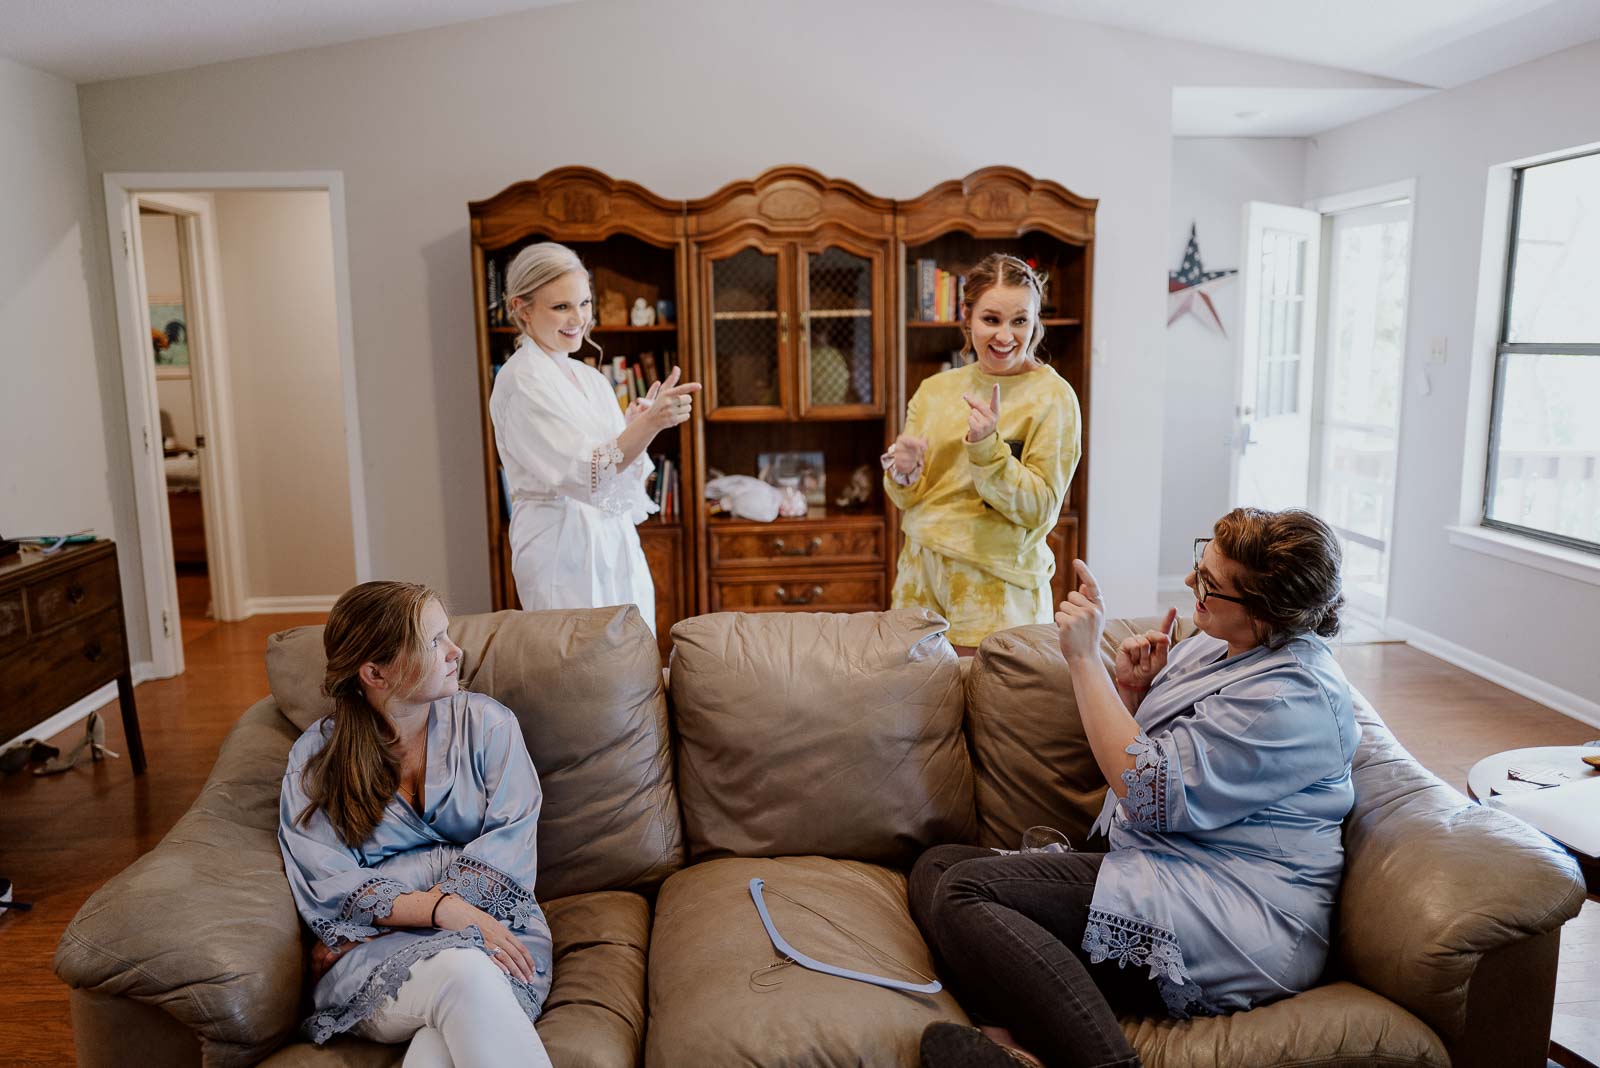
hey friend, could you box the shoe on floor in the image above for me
[920,1022,1034,1068]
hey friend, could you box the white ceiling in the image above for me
[2,0,1597,138]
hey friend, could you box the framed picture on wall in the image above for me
[150,301,191,379]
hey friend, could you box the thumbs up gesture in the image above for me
[962,383,1001,443]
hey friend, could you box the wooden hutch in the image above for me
[470,166,1095,651]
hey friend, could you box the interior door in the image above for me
[1232,201,1322,511]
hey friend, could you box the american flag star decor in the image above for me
[1168,222,1238,336]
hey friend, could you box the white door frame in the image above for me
[104,171,372,678]
[1304,179,1418,624]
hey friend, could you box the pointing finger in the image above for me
[662,366,681,389]
[1072,559,1102,600]
[1161,606,1178,637]
[990,383,1000,415]
[962,392,984,411]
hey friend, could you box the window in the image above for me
[1484,149,1600,553]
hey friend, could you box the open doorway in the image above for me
[107,175,369,677]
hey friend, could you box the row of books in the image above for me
[646,454,681,520]
[914,259,966,322]
[587,351,678,411]
[497,450,681,521]
[485,260,509,327]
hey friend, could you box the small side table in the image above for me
[0,541,147,773]
[1467,746,1598,891]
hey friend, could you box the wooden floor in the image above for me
[0,627,1595,1066]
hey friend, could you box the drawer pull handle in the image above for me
[66,581,87,604]
[774,584,824,606]
[83,639,104,663]
[773,536,823,557]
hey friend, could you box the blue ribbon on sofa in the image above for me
[748,877,942,994]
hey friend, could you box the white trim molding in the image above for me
[2,662,159,751]
[1447,525,1600,588]
[1386,616,1600,731]
[246,596,339,615]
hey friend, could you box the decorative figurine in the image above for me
[630,297,656,327]
[834,464,875,510]
[600,289,628,326]
[655,298,676,325]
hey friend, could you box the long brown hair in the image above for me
[959,253,1049,363]
[1212,508,1344,649]
[297,580,438,847]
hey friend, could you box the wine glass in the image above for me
[1020,825,1072,854]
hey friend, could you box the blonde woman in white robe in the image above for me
[489,243,699,634]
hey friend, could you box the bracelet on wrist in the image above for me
[430,891,451,928]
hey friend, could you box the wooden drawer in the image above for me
[709,519,885,569]
[0,589,24,657]
[709,568,886,613]
[25,553,121,635]
[0,606,127,740]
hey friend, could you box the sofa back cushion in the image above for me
[265,605,683,899]
[667,609,974,866]
[966,616,1196,850]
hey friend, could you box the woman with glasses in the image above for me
[913,508,1354,1068]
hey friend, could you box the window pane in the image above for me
[1507,152,1600,344]
[1486,352,1600,546]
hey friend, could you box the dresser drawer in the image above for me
[25,553,121,634]
[709,568,886,613]
[709,520,885,569]
[0,607,128,737]
[0,589,24,657]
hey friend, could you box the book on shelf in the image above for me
[645,454,679,520]
[599,350,677,411]
[914,259,967,322]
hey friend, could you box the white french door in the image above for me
[1311,200,1412,618]
[1232,201,1322,511]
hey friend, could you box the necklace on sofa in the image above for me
[747,878,942,995]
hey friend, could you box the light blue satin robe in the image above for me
[1084,632,1358,1017]
[277,691,554,1044]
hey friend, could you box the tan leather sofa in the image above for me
[56,606,1588,1067]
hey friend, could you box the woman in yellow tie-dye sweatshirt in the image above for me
[882,254,1081,651]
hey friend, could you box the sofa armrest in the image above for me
[1337,695,1587,1047]
[54,698,307,1068]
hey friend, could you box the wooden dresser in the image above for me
[0,541,146,773]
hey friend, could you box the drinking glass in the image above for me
[1020,825,1072,854]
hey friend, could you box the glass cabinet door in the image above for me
[705,243,787,417]
[801,244,881,415]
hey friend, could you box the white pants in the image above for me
[353,948,552,1068]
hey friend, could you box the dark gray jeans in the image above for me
[909,844,1154,1068]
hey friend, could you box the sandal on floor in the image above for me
[32,711,118,776]
[0,876,33,913]
[920,1022,1038,1068]
[0,739,58,775]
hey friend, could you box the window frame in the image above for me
[1481,148,1600,556]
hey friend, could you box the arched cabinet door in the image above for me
[696,233,792,421]
[797,236,888,419]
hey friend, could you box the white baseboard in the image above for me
[1384,617,1600,731]
[245,596,338,615]
[2,661,158,750]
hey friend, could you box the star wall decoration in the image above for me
[1168,223,1238,336]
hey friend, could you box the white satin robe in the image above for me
[489,337,658,633]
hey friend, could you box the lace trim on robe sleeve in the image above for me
[437,853,543,930]
[310,875,407,948]
[1118,730,1170,832]
[1082,908,1216,1019]
[588,440,658,519]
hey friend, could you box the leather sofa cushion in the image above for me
[267,606,684,900]
[645,856,967,1067]
[257,889,650,1068]
[966,617,1194,849]
[667,609,975,865]
[1124,980,1446,1066]
[55,698,307,1067]
[1335,691,1588,1045]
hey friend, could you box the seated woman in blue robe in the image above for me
[912,508,1357,1068]
[278,580,554,1068]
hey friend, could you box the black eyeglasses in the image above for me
[1192,539,1251,608]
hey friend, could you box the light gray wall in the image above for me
[71,0,1402,639]
[1161,138,1308,583]
[1305,38,1600,707]
[0,57,146,655]
[213,190,356,601]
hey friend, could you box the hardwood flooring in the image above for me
[0,626,1594,1066]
